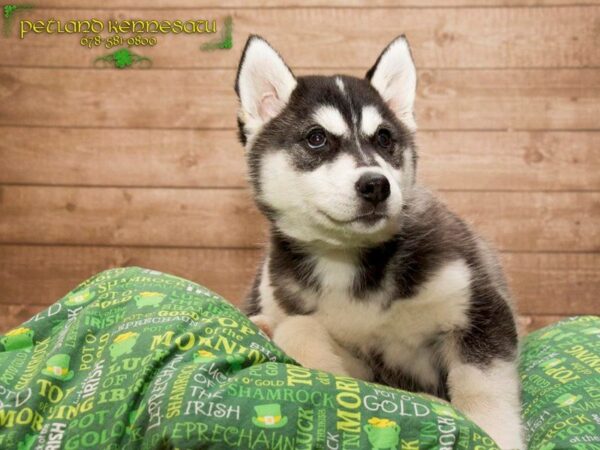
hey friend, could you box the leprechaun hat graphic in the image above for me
[252,404,288,428]
[42,354,75,381]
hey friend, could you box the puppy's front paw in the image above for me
[272,315,351,377]
[249,314,274,339]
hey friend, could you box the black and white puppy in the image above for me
[236,35,523,449]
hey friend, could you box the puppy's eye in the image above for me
[306,128,327,149]
[376,128,393,149]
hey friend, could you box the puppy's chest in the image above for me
[308,257,473,367]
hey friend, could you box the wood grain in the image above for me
[2,305,49,333]
[0,68,598,130]
[0,245,598,316]
[502,253,600,315]
[0,186,267,248]
[0,186,598,251]
[0,128,249,188]
[2,128,599,191]
[1,7,598,69]
[0,2,597,338]
[35,1,600,8]
[0,245,257,307]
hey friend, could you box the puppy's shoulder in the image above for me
[401,186,476,257]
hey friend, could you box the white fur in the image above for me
[314,258,472,388]
[360,105,383,136]
[237,37,297,142]
[268,258,472,389]
[259,152,403,247]
[369,36,417,131]
[313,248,358,293]
[335,77,346,95]
[273,315,370,377]
[312,105,350,137]
[447,359,524,450]
[265,255,524,448]
[261,245,523,449]
[257,256,288,325]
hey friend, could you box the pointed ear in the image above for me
[366,35,417,131]
[235,35,297,142]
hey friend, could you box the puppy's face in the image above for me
[236,36,418,248]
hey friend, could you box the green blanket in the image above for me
[0,267,598,449]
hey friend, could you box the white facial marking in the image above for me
[312,105,349,137]
[259,151,403,247]
[374,153,402,185]
[335,77,346,95]
[361,105,383,136]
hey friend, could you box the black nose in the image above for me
[355,173,391,205]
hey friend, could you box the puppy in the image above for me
[236,35,524,449]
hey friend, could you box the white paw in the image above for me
[249,314,274,339]
[272,315,351,376]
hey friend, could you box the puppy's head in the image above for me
[235,35,418,248]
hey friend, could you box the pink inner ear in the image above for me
[387,97,404,116]
[259,91,282,121]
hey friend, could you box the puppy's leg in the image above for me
[447,358,524,450]
[273,315,371,379]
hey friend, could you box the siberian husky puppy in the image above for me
[236,34,523,449]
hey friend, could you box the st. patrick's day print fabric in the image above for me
[0,266,599,449]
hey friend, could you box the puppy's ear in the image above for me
[235,35,296,143]
[366,35,417,131]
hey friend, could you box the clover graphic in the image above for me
[201,15,233,51]
[3,5,16,18]
[95,47,152,69]
[3,4,33,36]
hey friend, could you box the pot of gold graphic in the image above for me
[1,327,34,351]
[252,404,288,428]
[364,418,400,450]
[135,291,166,308]
[109,332,139,359]
[64,287,96,306]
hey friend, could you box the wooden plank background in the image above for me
[0,0,599,332]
